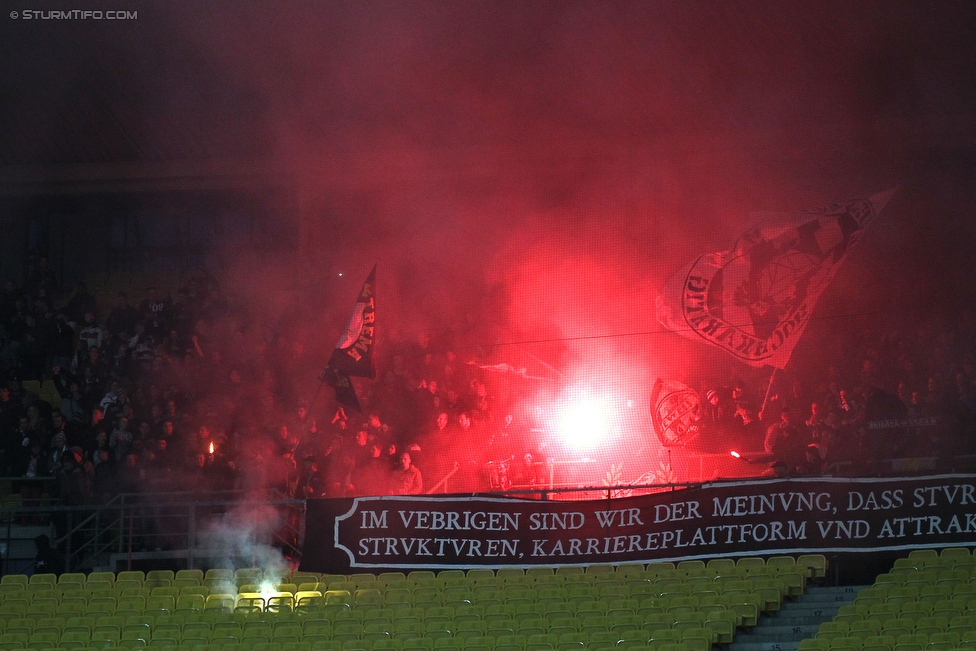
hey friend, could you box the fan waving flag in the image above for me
[320,366,364,414]
[656,189,896,369]
[321,264,376,413]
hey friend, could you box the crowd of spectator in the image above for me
[1,260,974,517]
[698,318,976,477]
[0,263,514,515]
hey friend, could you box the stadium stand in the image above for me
[0,553,849,651]
[807,548,976,651]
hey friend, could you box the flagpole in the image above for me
[759,367,778,422]
[295,379,326,451]
[305,380,325,426]
[501,325,566,381]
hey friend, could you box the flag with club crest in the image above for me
[656,189,896,369]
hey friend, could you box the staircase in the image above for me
[729,585,865,651]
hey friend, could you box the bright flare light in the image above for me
[259,580,277,604]
[552,388,613,449]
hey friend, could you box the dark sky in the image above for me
[2,0,976,384]
[4,2,975,169]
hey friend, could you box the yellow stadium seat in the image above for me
[58,573,87,588]
[146,570,175,583]
[293,572,322,585]
[466,568,495,583]
[267,593,295,613]
[767,555,798,569]
[176,570,205,584]
[736,557,766,573]
[0,599,30,616]
[264,568,293,585]
[175,594,205,612]
[0,631,30,647]
[235,569,263,586]
[1,575,28,589]
[826,638,861,651]
[908,550,939,564]
[860,641,893,651]
[30,573,58,588]
[205,569,234,583]
[116,571,144,585]
[677,560,706,574]
[146,595,175,614]
[31,598,59,618]
[203,593,234,613]
[798,554,829,579]
[798,639,831,651]
[658,643,692,651]
[703,609,737,643]
[30,630,62,646]
[236,592,264,612]
[120,626,150,646]
[895,634,929,647]
[88,572,116,585]
[888,640,920,651]
[90,625,121,645]
[295,590,322,605]
[706,558,737,574]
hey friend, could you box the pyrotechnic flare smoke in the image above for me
[199,503,291,594]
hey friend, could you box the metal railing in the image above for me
[0,488,305,575]
[1,453,968,574]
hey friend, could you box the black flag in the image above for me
[321,265,376,413]
[328,264,376,378]
[320,366,363,414]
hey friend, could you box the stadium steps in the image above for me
[729,585,866,651]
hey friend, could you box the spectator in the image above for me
[50,311,75,370]
[90,431,112,469]
[395,452,423,495]
[139,286,171,340]
[293,455,324,498]
[92,448,118,502]
[106,292,140,339]
[796,444,826,476]
[52,368,89,427]
[48,432,70,476]
[58,448,91,506]
[99,380,128,422]
[764,409,808,473]
[82,406,108,454]
[109,416,134,460]
[63,282,97,326]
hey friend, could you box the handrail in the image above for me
[426,461,461,494]
[0,492,305,574]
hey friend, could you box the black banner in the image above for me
[299,474,976,573]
